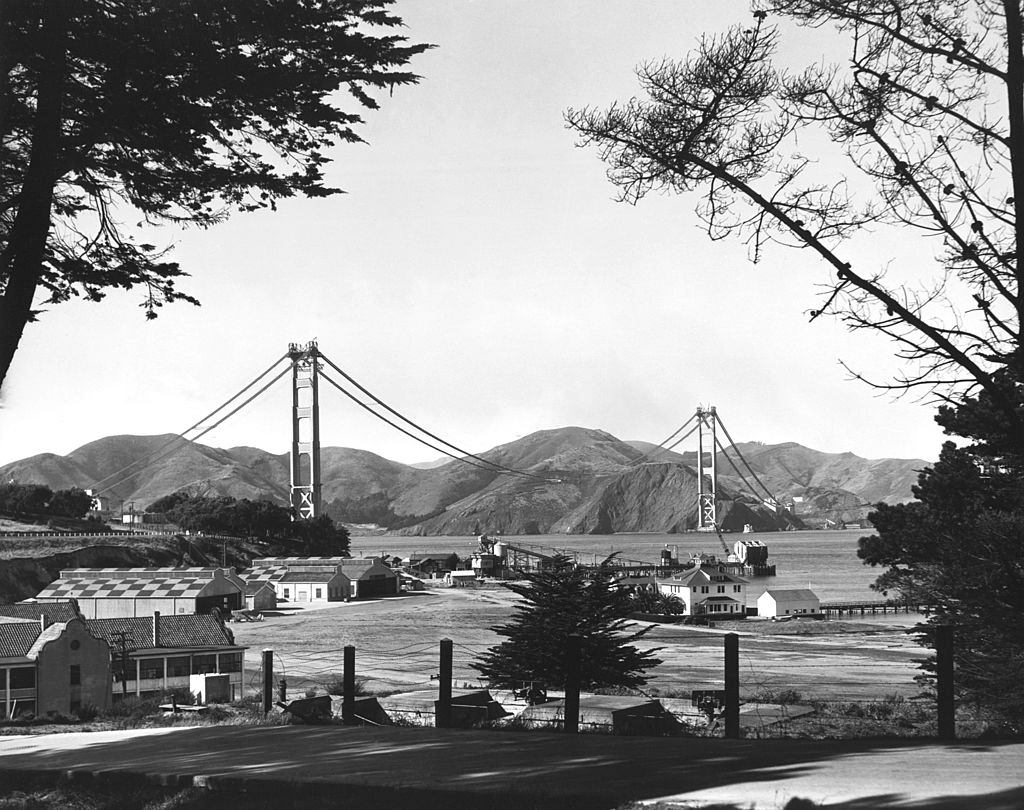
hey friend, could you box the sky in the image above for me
[0,1,950,468]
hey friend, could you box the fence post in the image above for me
[278,677,287,703]
[724,633,739,739]
[936,625,955,740]
[262,649,273,714]
[564,634,581,734]
[436,638,453,728]
[343,645,355,725]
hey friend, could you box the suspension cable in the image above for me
[95,363,291,496]
[629,412,698,466]
[318,354,557,482]
[317,371,556,482]
[713,434,765,502]
[714,413,779,503]
[90,353,290,492]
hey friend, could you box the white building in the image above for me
[756,588,820,618]
[656,567,748,617]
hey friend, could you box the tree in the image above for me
[47,486,92,518]
[565,1,1024,440]
[566,0,1024,725]
[472,556,661,691]
[0,1,429,390]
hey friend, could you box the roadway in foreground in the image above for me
[0,724,1021,809]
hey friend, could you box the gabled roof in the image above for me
[0,623,44,659]
[37,576,224,601]
[760,588,819,601]
[0,602,80,624]
[244,581,275,595]
[278,571,337,583]
[88,614,239,651]
[60,567,231,579]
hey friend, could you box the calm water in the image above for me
[351,528,888,603]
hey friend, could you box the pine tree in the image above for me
[472,555,661,691]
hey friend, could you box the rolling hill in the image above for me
[0,428,929,535]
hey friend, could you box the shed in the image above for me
[337,559,399,598]
[445,570,479,588]
[35,568,243,618]
[756,588,821,618]
[244,581,277,612]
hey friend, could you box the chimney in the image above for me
[40,614,48,632]
[152,611,160,647]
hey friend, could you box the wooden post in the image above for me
[262,649,273,714]
[343,645,355,725]
[724,633,739,739]
[278,677,287,702]
[436,638,453,728]
[564,634,581,734]
[936,625,955,740]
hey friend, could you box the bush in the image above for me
[74,704,99,723]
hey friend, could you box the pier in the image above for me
[820,599,929,617]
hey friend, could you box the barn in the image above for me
[34,568,244,618]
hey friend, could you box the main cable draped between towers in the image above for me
[629,412,699,466]
[317,355,559,483]
[714,412,779,504]
[93,358,292,496]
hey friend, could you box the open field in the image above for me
[231,584,924,703]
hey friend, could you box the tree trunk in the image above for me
[0,0,70,392]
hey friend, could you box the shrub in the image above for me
[74,704,99,723]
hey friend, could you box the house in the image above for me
[88,611,246,701]
[0,612,111,718]
[656,567,748,617]
[406,553,459,577]
[34,568,244,618]
[244,557,399,601]
[756,588,821,618]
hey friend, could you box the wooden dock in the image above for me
[820,599,929,617]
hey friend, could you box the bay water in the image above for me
[351,527,889,603]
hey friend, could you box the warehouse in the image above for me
[244,556,399,601]
[34,568,244,618]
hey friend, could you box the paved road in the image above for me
[0,725,1021,808]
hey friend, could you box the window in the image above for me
[733,585,741,593]
[11,700,35,718]
[167,657,191,678]
[701,586,709,594]
[717,585,725,593]
[192,654,217,675]
[70,640,81,651]
[282,588,290,600]
[10,667,35,690]
[138,658,164,680]
[315,587,322,599]
[218,652,242,673]
[70,665,81,686]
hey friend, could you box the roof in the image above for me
[59,567,231,579]
[255,557,352,566]
[703,596,741,603]
[37,576,229,601]
[0,623,44,659]
[88,614,239,651]
[244,581,275,594]
[0,602,80,624]
[662,567,746,587]
[760,589,819,601]
[278,571,337,583]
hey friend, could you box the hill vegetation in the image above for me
[0,427,928,536]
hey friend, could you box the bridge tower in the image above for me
[695,405,718,532]
[288,341,322,519]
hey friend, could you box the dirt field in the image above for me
[230,584,924,702]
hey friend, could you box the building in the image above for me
[406,553,459,577]
[244,557,398,602]
[0,613,111,718]
[244,581,277,612]
[446,570,479,588]
[656,566,748,617]
[34,568,244,618]
[88,612,246,701]
[756,588,821,618]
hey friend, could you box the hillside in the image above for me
[0,428,928,535]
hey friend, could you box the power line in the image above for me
[317,357,558,482]
[91,353,290,494]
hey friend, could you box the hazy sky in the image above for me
[0,1,949,468]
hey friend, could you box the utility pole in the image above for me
[288,341,322,519]
[111,631,133,699]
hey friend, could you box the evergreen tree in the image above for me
[472,556,661,691]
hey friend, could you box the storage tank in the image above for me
[493,541,506,560]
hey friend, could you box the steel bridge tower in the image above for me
[695,405,718,532]
[288,341,322,519]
